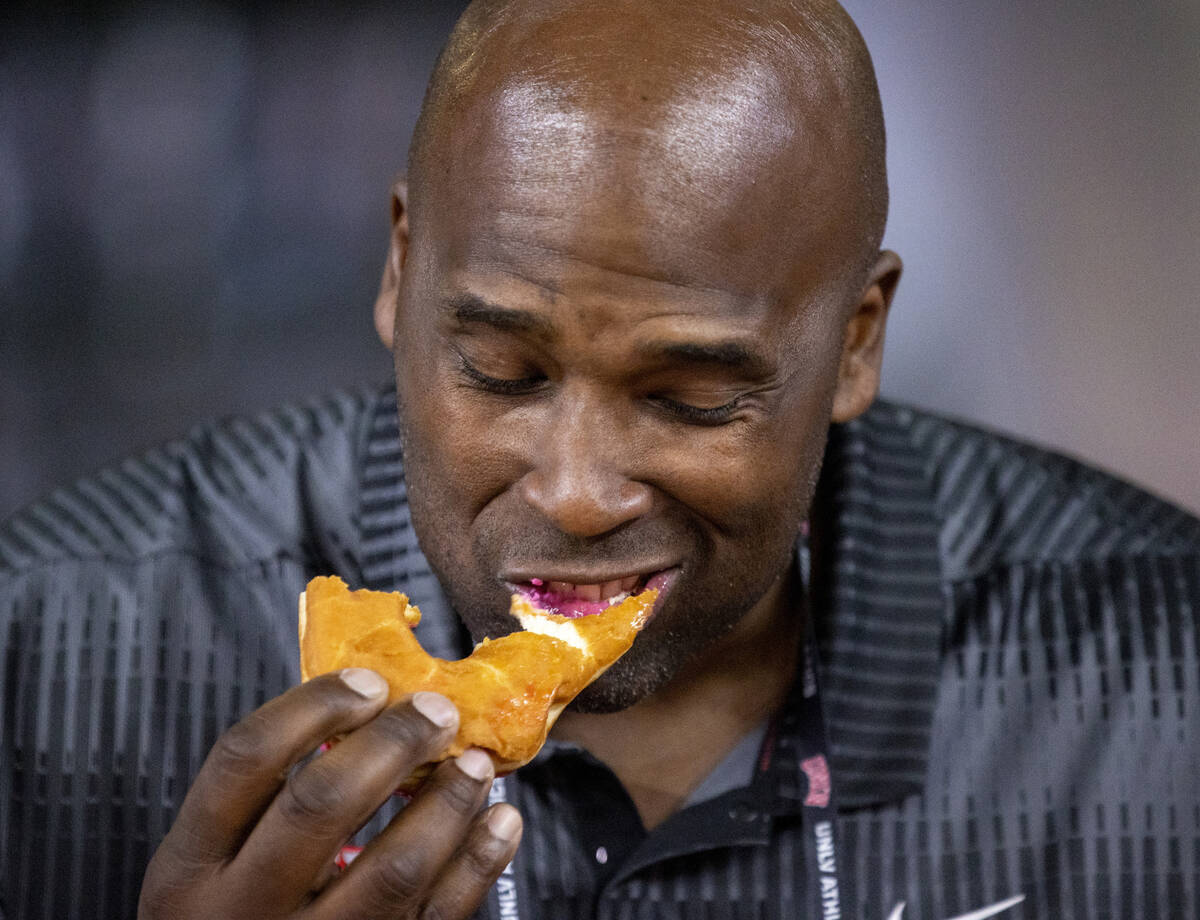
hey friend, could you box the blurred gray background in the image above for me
[1,1,1197,520]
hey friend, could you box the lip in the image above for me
[501,565,681,622]
[640,568,679,619]
[500,562,680,586]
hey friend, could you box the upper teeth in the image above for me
[545,576,640,601]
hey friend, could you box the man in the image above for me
[1,1,1197,918]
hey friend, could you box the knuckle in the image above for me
[208,715,272,778]
[420,900,456,920]
[310,673,367,714]
[433,771,485,815]
[137,848,214,918]
[371,847,427,902]
[373,704,443,753]
[457,836,506,886]
[417,833,511,920]
[161,818,227,868]
[275,763,349,827]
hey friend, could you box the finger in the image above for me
[421,805,523,920]
[231,692,460,910]
[309,855,341,897]
[162,669,391,866]
[307,748,497,920]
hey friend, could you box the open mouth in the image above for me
[512,570,676,619]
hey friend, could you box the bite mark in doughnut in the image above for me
[298,575,656,788]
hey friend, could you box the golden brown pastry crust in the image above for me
[299,575,655,786]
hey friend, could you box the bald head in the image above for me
[407,0,888,281]
[381,0,902,712]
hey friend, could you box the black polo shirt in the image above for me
[1,387,1197,919]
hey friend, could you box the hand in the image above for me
[138,669,522,920]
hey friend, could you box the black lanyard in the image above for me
[792,618,844,920]
[489,630,843,920]
[486,774,525,920]
[490,546,841,920]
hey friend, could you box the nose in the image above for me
[517,395,654,539]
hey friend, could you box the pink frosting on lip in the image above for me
[514,582,622,618]
[515,570,677,619]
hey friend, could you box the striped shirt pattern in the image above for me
[1,387,1197,919]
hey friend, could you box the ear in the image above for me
[373,177,410,350]
[830,249,902,423]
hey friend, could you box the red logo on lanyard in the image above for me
[801,754,830,807]
[336,846,364,870]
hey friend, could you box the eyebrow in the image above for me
[446,294,556,337]
[636,340,773,377]
[447,293,772,377]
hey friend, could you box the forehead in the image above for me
[415,66,864,311]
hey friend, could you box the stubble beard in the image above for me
[395,380,831,717]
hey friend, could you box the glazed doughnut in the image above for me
[298,575,656,787]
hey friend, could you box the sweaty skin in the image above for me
[378,0,900,825]
[388,0,894,715]
[141,2,900,917]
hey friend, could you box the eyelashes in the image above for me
[455,351,546,395]
[455,352,744,427]
[647,396,743,425]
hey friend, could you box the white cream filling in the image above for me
[514,607,587,651]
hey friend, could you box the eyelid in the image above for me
[651,394,744,425]
[455,349,545,394]
[454,344,752,424]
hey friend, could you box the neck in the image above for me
[552,562,804,829]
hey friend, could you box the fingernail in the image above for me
[487,806,522,841]
[340,668,388,699]
[412,691,457,728]
[455,748,493,781]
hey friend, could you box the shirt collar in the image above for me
[351,388,467,660]
[809,405,946,809]
[352,387,945,811]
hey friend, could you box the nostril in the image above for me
[519,469,652,538]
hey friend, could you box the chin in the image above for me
[566,656,675,713]
[564,608,743,713]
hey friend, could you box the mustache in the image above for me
[474,514,699,573]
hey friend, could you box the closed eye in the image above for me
[650,395,745,425]
[456,351,546,395]
[455,346,750,424]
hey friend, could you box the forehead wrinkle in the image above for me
[448,260,781,354]
[467,228,738,297]
[453,57,850,283]
[415,0,886,311]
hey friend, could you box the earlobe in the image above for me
[373,178,410,350]
[830,250,902,423]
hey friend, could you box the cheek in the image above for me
[397,328,511,487]
[398,382,545,582]
[645,409,829,538]
[403,392,523,517]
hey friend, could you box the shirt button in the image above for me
[595,846,609,864]
[728,803,760,823]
